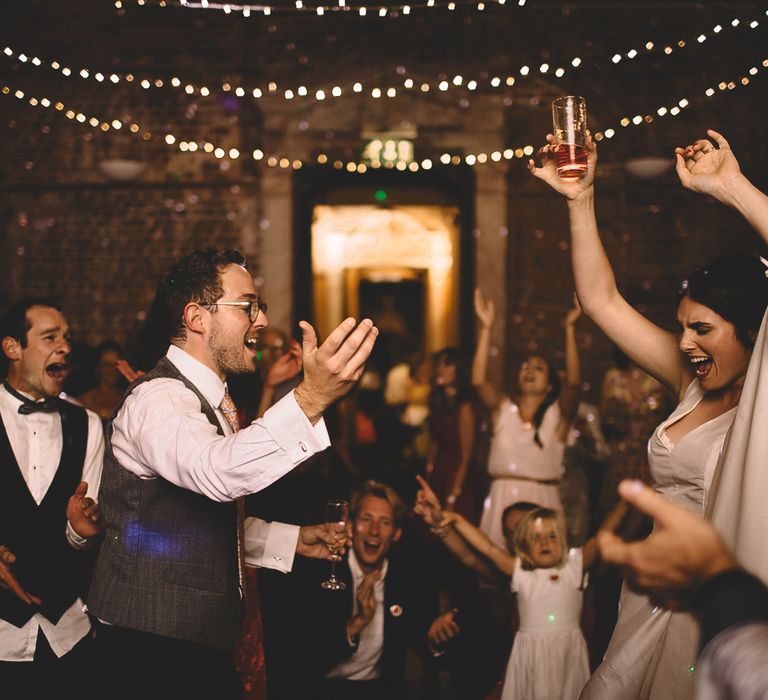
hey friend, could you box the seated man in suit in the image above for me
[270,480,459,700]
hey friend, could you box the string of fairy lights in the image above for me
[3,11,765,104]
[115,0,528,17]
[2,55,766,172]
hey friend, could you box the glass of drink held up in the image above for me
[320,498,349,590]
[551,96,588,179]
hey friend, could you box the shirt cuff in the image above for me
[260,390,331,463]
[244,518,300,573]
[694,568,768,650]
[66,521,89,549]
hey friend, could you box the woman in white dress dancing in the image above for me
[474,290,582,547]
[529,129,768,699]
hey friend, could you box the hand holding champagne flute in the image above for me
[321,499,349,590]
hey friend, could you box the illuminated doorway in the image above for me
[311,204,460,369]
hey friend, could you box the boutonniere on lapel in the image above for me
[389,604,403,617]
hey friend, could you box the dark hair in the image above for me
[0,297,63,375]
[428,347,476,417]
[350,480,407,529]
[521,354,561,448]
[149,248,247,345]
[679,252,768,349]
[501,501,540,536]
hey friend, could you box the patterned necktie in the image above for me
[220,389,247,600]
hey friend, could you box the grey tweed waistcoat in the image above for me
[88,357,241,651]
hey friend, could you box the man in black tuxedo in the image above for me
[0,298,104,698]
[268,480,459,700]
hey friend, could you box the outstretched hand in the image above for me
[414,475,444,527]
[115,359,145,383]
[428,608,461,647]
[674,129,741,198]
[473,288,495,329]
[0,545,42,606]
[528,132,597,199]
[66,481,102,539]
[294,318,378,424]
[597,480,737,604]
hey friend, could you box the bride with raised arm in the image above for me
[529,129,768,699]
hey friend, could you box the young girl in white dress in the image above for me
[530,129,768,699]
[436,504,625,700]
[474,290,582,547]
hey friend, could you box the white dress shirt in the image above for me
[0,384,104,661]
[110,345,331,572]
[327,550,389,681]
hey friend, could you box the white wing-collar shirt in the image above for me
[110,344,331,572]
[0,384,104,661]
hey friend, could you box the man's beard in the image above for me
[208,324,256,376]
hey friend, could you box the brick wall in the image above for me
[1,0,767,397]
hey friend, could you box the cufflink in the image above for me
[299,441,307,452]
[389,604,403,617]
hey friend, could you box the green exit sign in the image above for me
[361,134,415,165]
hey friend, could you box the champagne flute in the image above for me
[320,499,349,590]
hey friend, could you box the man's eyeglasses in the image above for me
[208,299,267,323]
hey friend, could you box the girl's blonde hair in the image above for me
[513,507,569,570]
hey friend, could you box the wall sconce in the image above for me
[624,157,673,179]
[98,159,147,181]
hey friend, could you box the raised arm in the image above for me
[448,511,517,577]
[675,130,768,245]
[557,295,582,441]
[529,134,688,396]
[256,339,302,418]
[414,476,500,582]
[582,498,630,571]
[472,288,503,410]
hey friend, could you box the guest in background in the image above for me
[267,481,457,700]
[475,289,582,548]
[590,348,670,663]
[255,327,303,413]
[78,340,128,421]
[427,347,484,522]
[598,348,670,517]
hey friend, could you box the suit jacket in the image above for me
[263,548,438,699]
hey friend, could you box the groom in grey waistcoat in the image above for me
[88,248,378,700]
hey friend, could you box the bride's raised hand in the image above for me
[674,129,741,200]
[528,132,597,200]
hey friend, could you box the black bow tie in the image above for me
[3,383,59,415]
